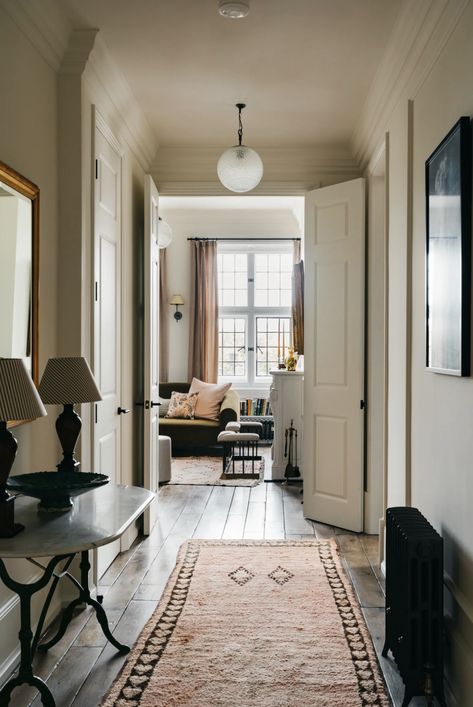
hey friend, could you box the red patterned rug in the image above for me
[103,539,390,706]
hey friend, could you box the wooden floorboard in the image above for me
[5,458,412,707]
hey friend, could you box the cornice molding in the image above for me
[0,0,70,71]
[352,0,469,167]
[84,35,157,170]
[59,28,98,76]
[151,146,360,195]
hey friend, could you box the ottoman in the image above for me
[158,434,172,483]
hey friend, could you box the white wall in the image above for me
[357,3,473,702]
[410,8,473,700]
[158,197,303,385]
[0,2,63,679]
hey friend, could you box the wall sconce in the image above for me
[169,294,185,321]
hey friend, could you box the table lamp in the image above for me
[38,357,102,473]
[0,358,47,537]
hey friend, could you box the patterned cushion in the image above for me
[165,391,199,419]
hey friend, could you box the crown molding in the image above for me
[352,0,469,167]
[59,28,98,76]
[151,146,360,195]
[83,35,157,170]
[0,0,71,71]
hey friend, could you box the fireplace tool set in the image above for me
[284,420,301,481]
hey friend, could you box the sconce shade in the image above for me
[39,357,102,405]
[0,358,46,421]
[169,294,185,306]
[157,217,173,248]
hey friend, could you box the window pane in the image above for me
[234,290,247,306]
[218,252,248,308]
[235,254,247,271]
[218,317,246,378]
[255,290,268,307]
[235,272,246,289]
[255,254,267,271]
[281,254,293,271]
[255,316,292,377]
[280,290,292,307]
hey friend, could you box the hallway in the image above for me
[6,474,421,707]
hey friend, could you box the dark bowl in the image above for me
[7,472,110,512]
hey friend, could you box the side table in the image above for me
[0,484,154,707]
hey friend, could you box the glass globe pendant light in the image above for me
[157,216,173,248]
[217,103,263,193]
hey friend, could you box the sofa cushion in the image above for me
[188,378,232,421]
[166,391,199,419]
[158,396,171,417]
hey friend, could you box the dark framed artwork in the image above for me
[425,116,472,376]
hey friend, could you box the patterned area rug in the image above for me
[103,540,390,707]
[168,455,264,487]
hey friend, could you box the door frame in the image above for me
[365,138,389,538]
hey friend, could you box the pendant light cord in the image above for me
[236,103,245,145]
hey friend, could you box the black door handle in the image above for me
[117,407,130,415]
[150,401,161,407]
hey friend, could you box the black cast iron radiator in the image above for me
[382,507,445,707]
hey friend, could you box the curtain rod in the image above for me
[187,237,301,242]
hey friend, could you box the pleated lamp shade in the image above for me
[0,359,47,421]
[39,357,102,405]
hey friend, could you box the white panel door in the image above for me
[143,175,160,534]
[94,119,123,576]
[303,178,365,532]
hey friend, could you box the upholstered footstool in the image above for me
[158,434,172,483]
[217,425,261,479]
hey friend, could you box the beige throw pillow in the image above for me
[188,378,231,421]
[165,391,199,419]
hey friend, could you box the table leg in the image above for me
[0,556,70,707]
[39,550,130,655]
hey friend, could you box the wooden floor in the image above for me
[7,454,423,707]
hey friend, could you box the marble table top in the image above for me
[0,484,155,558]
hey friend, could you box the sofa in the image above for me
[158,382,240,453]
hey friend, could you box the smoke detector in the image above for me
[218,1,250,19]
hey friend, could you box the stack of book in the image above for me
[240,398,272,416]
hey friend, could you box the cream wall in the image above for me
[158,199,303,384]
[410,8,473,701]
[357,3,473,702]
[0,3,63,680]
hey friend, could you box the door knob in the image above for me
[150,401,161,407]
[117,407,130,415]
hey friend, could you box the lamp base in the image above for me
[56,405,81,474]
[57,458,80,474]
[0,494,24,538]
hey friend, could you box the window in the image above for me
[217,245,293,385]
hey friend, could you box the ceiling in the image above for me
[59,0,403,151]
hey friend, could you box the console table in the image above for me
[0,484,154,707]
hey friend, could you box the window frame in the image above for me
[217,242,293,387]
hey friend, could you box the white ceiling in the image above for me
[59,0,403,150]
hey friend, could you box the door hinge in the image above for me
[95,281,98,301]
[95,159,99,180]
[360,400,366,410]
[94,404,98,423]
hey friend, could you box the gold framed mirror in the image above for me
[0,160,39,424]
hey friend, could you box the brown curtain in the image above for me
[159,248,169,382]
[188,240,219,383]
[292,241,304,355]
